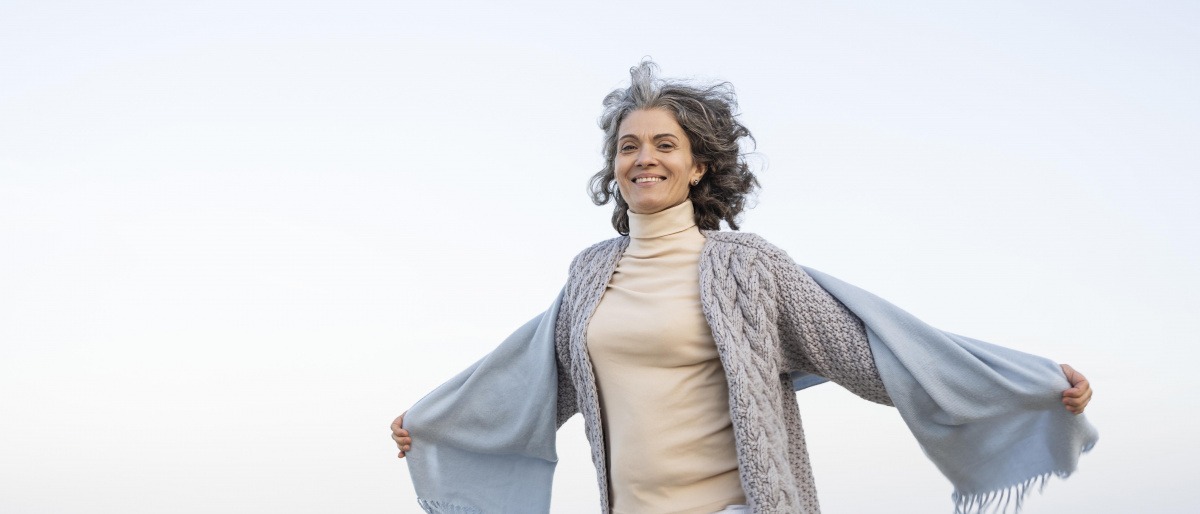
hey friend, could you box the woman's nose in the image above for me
[635,148,657,167]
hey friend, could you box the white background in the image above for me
[2,1,1197,512]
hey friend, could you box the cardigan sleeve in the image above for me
[553,297,579,427]
[767,248,893,406]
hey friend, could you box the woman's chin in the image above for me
[628,198,684,215]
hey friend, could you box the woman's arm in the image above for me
[769,253,893,406]
[769,245,1094,415]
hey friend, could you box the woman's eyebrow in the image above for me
[618,133,680,140]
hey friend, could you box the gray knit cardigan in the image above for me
[553,231,893,514]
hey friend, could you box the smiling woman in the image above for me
[390,60,1096,514]
[589,62,759,235]
[611,109,705,215]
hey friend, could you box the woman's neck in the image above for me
[627,199,697,239]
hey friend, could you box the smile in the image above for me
[633,176,664,183]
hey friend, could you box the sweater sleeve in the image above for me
[553,298,579,427]
[768,248,893,406]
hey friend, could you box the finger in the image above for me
[1070,378,1090,393]
[1064,388,1091,405]
[1059,363,1074,376]
[391,414,406,431]
[1061,364,1089,387]
[1062,383,1093,405]
[1062,391,1092,414]
[1060,363,1082,384]
[1062,384,1088,398]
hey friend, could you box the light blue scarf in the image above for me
[403,291,563,513]
[403,272,1097,513]
[802,267,1098,513]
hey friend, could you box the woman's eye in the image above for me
[620,144,636,152]
[658,143,675,150]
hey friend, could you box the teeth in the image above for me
[634,177,664,183]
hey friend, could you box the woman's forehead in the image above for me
[617,109,685,138]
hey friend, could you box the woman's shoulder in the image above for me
[703,230,794,262]
[567,236,628,273]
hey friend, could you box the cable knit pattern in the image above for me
[555,231,891,513]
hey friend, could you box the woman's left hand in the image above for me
[1059,364,1092,414]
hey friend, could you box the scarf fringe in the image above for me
[951,471,1071,514]
[416,498,482,514]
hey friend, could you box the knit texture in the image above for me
[556,231,891,513]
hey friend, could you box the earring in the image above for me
[690,178,700,186]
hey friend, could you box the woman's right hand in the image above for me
[390,412,411,458]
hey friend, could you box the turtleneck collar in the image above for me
[628,200,698,239]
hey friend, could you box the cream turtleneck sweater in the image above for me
[586,200,746,514]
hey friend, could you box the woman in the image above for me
[391,61,1094,514]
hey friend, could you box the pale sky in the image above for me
[2,1,1197,513]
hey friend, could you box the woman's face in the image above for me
[614,108,704,215]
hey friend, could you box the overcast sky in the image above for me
[2,1,1197,513]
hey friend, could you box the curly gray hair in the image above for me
[588,60,759,235]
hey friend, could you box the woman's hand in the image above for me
[391,412,411,458]
[1059,364,1092,415]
